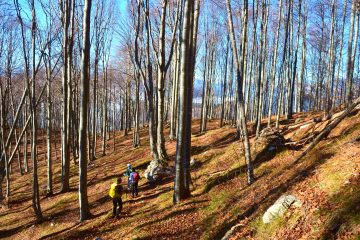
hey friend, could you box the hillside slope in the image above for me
[0,111,359,240]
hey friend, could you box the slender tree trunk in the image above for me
[346,2,359,106]
[102,58,108,156]
[134,71,141,147]
[79,0,92,222]
[60,0,70,192]
[325,0,336,118]
[333,0,347,108]
[156,0,169,161]
[200,29,208,132]
[91,52,98,160]
[30,0,42,221]
[169,41,179,140]
[298,3,307,113]
[289,0,302,119]
[134,0,159,161]
[255,0,269,138]
[220,35,230,128]
[276,0,292,128]
[226,0,254,184]
[46,44,53,196]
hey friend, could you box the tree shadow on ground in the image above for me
[126,186,172,204]
[139,176,174,192]
[38,223,81,240]
[191,131,237,157]
[211,150,335,239]
[135,207,197,230]
[319,176,360,239]
[203,145,286,193]
[0,204,32,218]
[0,222,35,239]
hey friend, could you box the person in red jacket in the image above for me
[129,168,140,197]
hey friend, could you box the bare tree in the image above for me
[346,1,359,106]
[226,0,254,184]
[79,0,92,222]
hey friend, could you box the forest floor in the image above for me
[0,110,359,240]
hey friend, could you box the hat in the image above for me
[127,163,131,168]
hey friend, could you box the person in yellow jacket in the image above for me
[109,177,123,219]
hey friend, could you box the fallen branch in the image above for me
[88,174,98,185]
[292,97,360,164]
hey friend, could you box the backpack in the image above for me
[109,183,123,198]
[115,185,123,196]
[132,172,140,182]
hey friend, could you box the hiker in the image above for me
[129,168,140,197]
[124,164,132,190]
[109,177,123,219]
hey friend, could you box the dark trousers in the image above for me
[131,181,138,197]
[112,197,122,217]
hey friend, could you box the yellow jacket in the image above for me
[109,183,122,198]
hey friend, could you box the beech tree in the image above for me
[79,0,92,222]
[0,0,359,222]
[174,0,200,203]
[226,0,254,184]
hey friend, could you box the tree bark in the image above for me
[346,3,359,106]
[226,0,254,184]
[79,0,92,222]
[174,0,197,204]
[333,0,347,109]
[30,0,42,221]
[220,35,230,128]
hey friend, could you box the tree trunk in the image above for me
[102,57,108,156]
[79,0,92,221]
[333,0,347,108]
[325,0,336,118]
[289,0,302,119]
[255,0,269,138]
[298,3,307,113]
[30,0,42,221]
[220,35,230,128]
[46,43,53,196]
[346,2,359,106]
[156,0,169,161]
[275,0,292,128]
[226,0,254,184]
[134,0,159,161]
[174,0,197,204]
[133,71,141,148]
[169,41,179,140]
[60,0,70,193]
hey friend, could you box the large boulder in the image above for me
[262,195,302,224]
[255,127,285,153]
[144,160,172,183]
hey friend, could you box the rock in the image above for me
[255,127,285,153]
[262,195,301,224]
[144,160,172,183]
[190,158,198,167]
